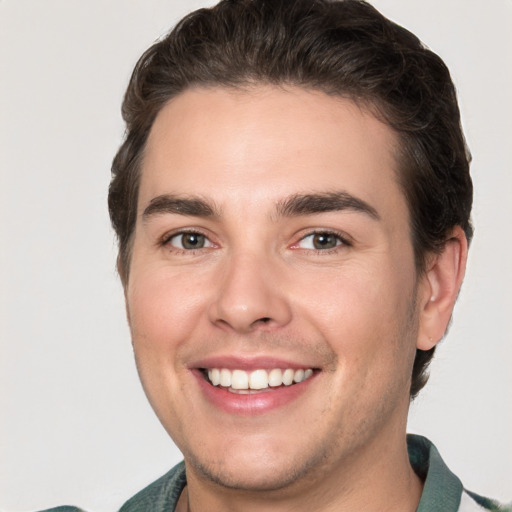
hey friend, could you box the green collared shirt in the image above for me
[407,435,509,512]
[40,435,510,512]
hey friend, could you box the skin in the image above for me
[126,86,467,511]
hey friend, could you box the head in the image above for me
[109,0,472,495]
[109,0,472,401]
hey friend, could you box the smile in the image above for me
[193,360,319,414]
[205,367,314,392]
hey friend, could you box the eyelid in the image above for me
[159,228,217,250]
[157,227,352,252]
[291,229,353,250]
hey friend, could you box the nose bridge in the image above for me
[209,246,291,333]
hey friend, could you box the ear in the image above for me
[416,226,468,350]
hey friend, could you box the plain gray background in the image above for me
[1,1,511,510]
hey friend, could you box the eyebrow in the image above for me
[142,195,219,220]
[276,192,380,220]
[142,191,380,222]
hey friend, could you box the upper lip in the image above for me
[190,355,318,371]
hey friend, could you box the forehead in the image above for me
[139,85,404,217]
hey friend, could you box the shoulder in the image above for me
[407,434,511,512]
[118,461,187,512]
[32,463,186,512]
[37,508,86,512]
[460,490,512,512]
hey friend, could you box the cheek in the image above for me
[296,260,417,370]
[125,269,211,426]
[299,264,405,329]
[127,268,210,357]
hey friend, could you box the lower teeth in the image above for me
[221,383,292,393]
[227,387,274,394]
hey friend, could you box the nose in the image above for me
[208,251,292,333]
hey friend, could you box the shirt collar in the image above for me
[408,434,463,512]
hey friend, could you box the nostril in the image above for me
[246,316,273,331]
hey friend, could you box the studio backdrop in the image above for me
[0,1,510,510]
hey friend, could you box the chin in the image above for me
[184,440,330,493]
[191,459,303,492]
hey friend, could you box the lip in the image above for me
[193,369,317,415]
[190,356,319,416]
[191,355,314,371]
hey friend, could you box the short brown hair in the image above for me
[109,0,473,398]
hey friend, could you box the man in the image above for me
[42,0,509,510]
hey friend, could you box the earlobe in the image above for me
[417,226,468,350]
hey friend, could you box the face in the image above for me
[127,86,426,493]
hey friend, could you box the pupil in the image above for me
[313,233,336,249]
[183,233,205,249]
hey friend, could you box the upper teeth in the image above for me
[207,368,314,390]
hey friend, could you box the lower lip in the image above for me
[192,370,317,415]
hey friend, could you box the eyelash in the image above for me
[160,228,352,255]
[293,229,352,254]
[160,229,215,254]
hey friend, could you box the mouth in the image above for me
[192,356,320,414]
[201,367,315,394]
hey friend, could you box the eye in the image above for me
[167,232,214,250]
[297,232,345,250]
